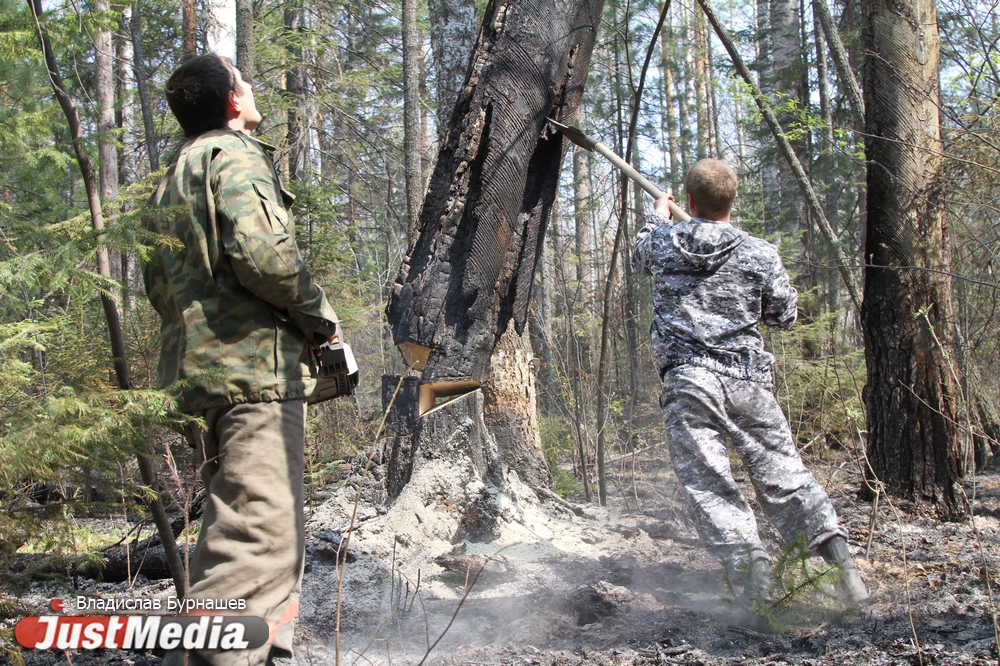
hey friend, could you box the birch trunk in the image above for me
[659,22,681,192]
[429,0,477,139]
[693,12,710,159]
[402,0,424,228]
[95,0,119,282]
[764,0,807,236]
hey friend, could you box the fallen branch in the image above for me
[415,545,512,666]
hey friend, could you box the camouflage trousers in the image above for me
[660,365,846,575]
[164,400,306,666]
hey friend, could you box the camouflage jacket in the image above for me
[144,129,337,412]
[633,211,797,384]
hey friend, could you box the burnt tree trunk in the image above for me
[860,0,967,517]
[387,0,605,387]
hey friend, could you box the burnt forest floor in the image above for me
[6,447,1000,666]
[420,455,1000,666]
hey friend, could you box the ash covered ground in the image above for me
[9,440,1000,666]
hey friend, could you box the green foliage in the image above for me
[0,4,189,575]
[540,417,583,497]
[727,535,853,631]
[759,236,866,457]
[766,307,866,455]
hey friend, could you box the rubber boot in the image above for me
[817,536,869,604]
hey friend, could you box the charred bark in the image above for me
[860,0,967,517]
[387,0,605,386]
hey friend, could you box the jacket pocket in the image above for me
[253,181,290,234]
[271,311,310,383]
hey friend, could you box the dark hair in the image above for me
[685,159,738,218]
[165,55,237,137]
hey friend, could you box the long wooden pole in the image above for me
[549,118,692,221]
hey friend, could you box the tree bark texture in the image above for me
[285,0,308,182]
[236,0,254,80]
[429,0,478,139]
[182,0,197,59]
[387,0,606,386]
[763,0,807,236]
[659,23,681,194]
[693,13,710,159]
[483,322,550,487]
[572,145,591,290]
[402,0,424,228]
[131,0,159,171]
[95,0,120,282]
[379,379,506,524]
[860,0,967,516]
[95,0,116,202]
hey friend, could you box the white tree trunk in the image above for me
[764,0,806,235]
[402,0,424,228]
[429,0,477,139]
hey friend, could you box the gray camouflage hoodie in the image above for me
[634,211,797,384]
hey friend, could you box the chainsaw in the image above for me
[309,337,359,404]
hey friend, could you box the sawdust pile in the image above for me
[297,389,686,663]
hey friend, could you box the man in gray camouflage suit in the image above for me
[145,55,340,665]
[634,158,868,604]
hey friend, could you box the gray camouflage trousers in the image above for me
[164,400,306,666]
[660,365,846,575]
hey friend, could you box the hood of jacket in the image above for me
[670,218,747,272]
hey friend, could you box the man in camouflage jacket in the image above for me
[144,55,339,665]
[634,159,867,604]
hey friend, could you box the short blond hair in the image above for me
[685,159,738,218]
